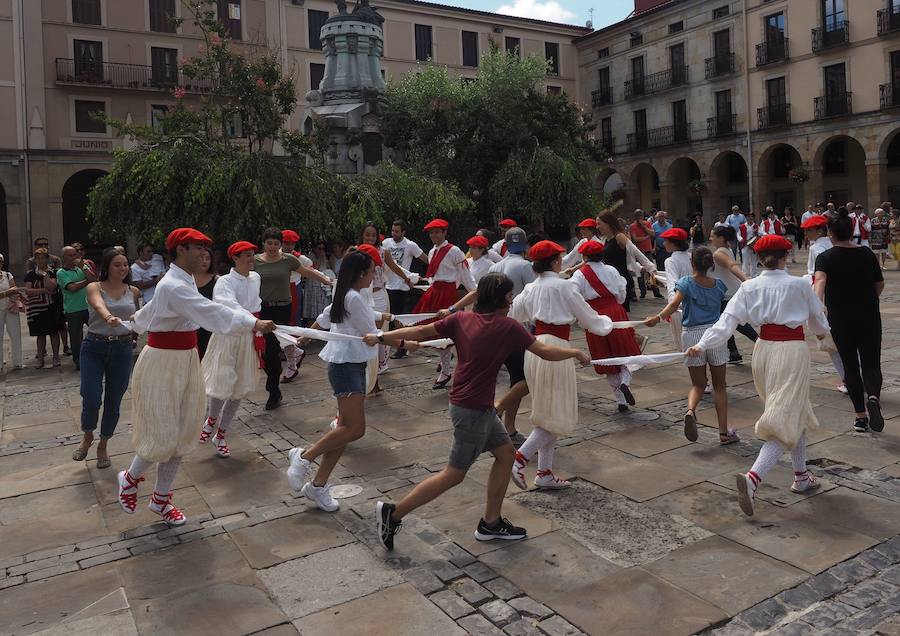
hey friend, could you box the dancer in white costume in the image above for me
[687,235,830,516]
[199,241,263,458]
[466,235,494,284]
[660,227,691,350]
[118,229,275,526]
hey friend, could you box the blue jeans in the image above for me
[79,336,134,438]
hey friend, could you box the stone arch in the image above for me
[665,157,703,221]
[813,135,867,208]
[61,169,108,254]
[597,168,624,198]
[757,142,804,215]
[708,151,749,221]
[883,129,900,205]
[0,181,7,263]
[626,162,661,213]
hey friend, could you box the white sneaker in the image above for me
[287,447,312,492]
[301,482,339,512]
[837,383,848,394]
[329,417,339,430]
[511,451,528,490]
[704,382,712,395]
[735,473,756,517]
[534,470,571,489]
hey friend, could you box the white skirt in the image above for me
[202,332,259,401]
[751,339,819,449]
[525,334,578,436]
[131,346,206,463]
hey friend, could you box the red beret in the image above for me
[578,240,605,256]
[356,243,383,266]
[660,228,689,242]
[424,219,449,231]
[165,228,212,251]
[499,218,517,228]
[801,215,828,230]
[466,236,489,249]
[754,234,793,253]
[577,218,598,229]
[529,240,565,261]
[227,240,257,259]
[281,230,300,243]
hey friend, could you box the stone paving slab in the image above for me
[229,513,354,568]
[0,505,106,562]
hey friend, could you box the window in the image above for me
[217,0,242,40]
[547,85,561,95]
[74,39,103,81]
[669,43,686,84]
[765,12,785,45]
[545,42,559,76]
[600,116,613,150]
[149,0,176,32]
[310,62,325,90]
[715,89,732,119]
[462,31,479,67]
[668,21,683,34]
[766,76,787,124]
[150,104,169,132]
[597,47,609,59]
[414,24,433,62]
[308,9,328,50]
[505,36,521,57]
[713,29,730,57]
[72,0,101,25]
[151,47,178,86]
[672,99,688,141]
[631,56,645,95]
[74,100,106,134]
[712,5,729,19]
[633,109,647,148]
[598,66,610,89]
[822,0,845,31]
[823,62,848,115]
[630,32,643,47]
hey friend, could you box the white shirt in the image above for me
[427,241,477,291]
[486,248,503,263]
[807,236,833,278]
[383,237,423,291]
[759,217,783,236]
[131,264,257,335]
[664,250,693,302]
[562,236,602,270]
[850,213,871,240]
[213,269,262,314]
[509,272,611,335]
[695,269,829,351]
[290,253,312,284]
[801,210,815,225]
[714,221,729,229]
[570,262,627,304]
[315,289,379,363]
[625,238,657,276]
[489,253,535,297]
[467,255,493,284]
[131,254,167,304]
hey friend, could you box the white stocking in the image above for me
[749,440,783,483]
[790,433,807,473]
[128,455,153,479]
[537,438,557,471]
[217,399,241,433]
[439,348,454,376]
[154,456,182,495]
[518,426,556,462]
[207,397,226,422]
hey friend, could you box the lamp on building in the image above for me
[493,25,503,33]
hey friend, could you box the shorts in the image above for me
[503,349,526,386]
[327,361,367,397]
[448,404,511,470]
[682,324,729,368]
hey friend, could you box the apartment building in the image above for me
[0,0,588,271]
[579,0,900,222]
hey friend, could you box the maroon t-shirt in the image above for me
[433,311,536,409]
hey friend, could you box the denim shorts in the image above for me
[327,361,367,397]
[448,404,512,470]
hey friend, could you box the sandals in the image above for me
[96,454,112,469]
[199,418,217,444]
[719,429,740,445]
[683,410,698,442]
[432,373,452,390]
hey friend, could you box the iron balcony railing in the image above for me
[757,103,791,129]
[705,52,735,79]
[55,58,213,92]
[881,83,900,109]
[624,65,689,99]
[592,86,613,107]
[707,113,737,138]
[877,8,900,35]
[812,20,850,52]
[755,37,789,67]
[626,124,691,152]
[600,136,615,155]
[814,92,853,119]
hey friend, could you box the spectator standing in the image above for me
[25,237,62,271]
[689,214,706,248]
[0,253,24,370]
[713,213,728,230]
[56,246,97,370]
[889,209,900,270]
[194,247,218,359]
[725,205,747,257]
[870,208,890,269]
[629,210,661,299]
[652,211,673,271]
[22,248,61,368]
[72,243,97,276]
[131,244,166,304]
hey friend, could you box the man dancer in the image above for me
[850,204,871,247]
[118,229,275,525]
[384,219,428,359]
[491,218,519,258]
[739,212,760,277]
[759,206,784,236]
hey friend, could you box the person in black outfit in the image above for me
[814,207,885,433]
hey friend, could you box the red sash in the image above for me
[500,242,508,256]
[252,312,266,368]
[579,264,614,300]
[535,321,571,340]
[148,331,198,350]
[425,244,454,278]
[759,324,804,341]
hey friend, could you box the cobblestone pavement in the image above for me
[1,258,899,635]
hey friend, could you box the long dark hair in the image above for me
[473,273,513,313]
[691,246,714,274]
[330,250,372,324]
[99,247,132,284]
[712,225,737,242]
[829,206,853,242]
[597,211,624,235]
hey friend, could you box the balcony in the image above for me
[626,124,691,152]
[55,58,212,92]
[707,113,737,138]
[624,65,689,99]
[812,21,850,53]
[881,83,900,109]
[878,8,900,36]
[592,86,613,108]
[757,103,791,130]
[705,52,735,79]
[814,92,852,119]
[755,37,789,67]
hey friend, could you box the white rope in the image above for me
[273,325,453,350]
[589,352,686,366]
[392,313,437,325]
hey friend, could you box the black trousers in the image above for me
[719,300,758,355]
[831,317,882,413]
[260,304,292,398]
[387,289,410,315]
[66,310,89,365]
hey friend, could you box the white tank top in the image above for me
[711,247,742,299]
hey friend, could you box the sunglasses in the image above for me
[36,243,49,247]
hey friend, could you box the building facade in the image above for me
[578,0,900,224]
[0,0,587,272]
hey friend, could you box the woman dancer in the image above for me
[194,247,217,359]
[285,250,392,510]
[570,240,638,412]
[646,247,736,444]
[561,218,603,271]
[709,225,758,364]
[661,228,692,350]
[687,235,830,516]
[597,211,655,313]
[199,241,262,458]
[510,241,613,490]
[466,236,493,284]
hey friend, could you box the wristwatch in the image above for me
[448,306,458,314]
[377,330,385,343]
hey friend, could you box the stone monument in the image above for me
[302,0,390,174]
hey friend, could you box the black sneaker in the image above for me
[728,354,743,365]
[853,417,869,433]
[265,392,283,411]
[620,384,636,406]
[617,404,630,413]
[390,349,408,360]
[376,501,401,550]
[474,517,527,542]
[652,290,663,299]
[867,397,884,432]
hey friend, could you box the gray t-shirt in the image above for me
[489,254,536,298]
[87,285,139,336]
